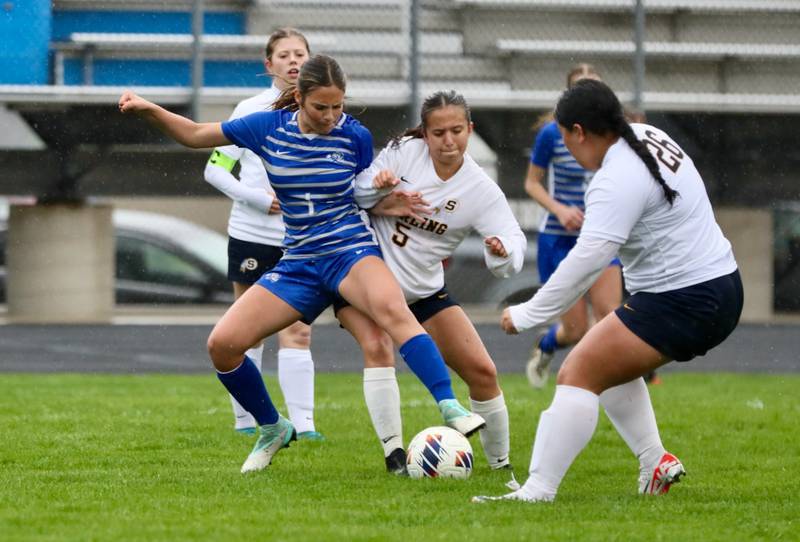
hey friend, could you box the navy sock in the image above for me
[539,324,560,354]
[399,334,454,403]
[216,356,278,426]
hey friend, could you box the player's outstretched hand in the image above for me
[371,190,431,222]
[118,91,153,115]
[372,169,400,190]
[484,236,508,258]
[500,307,519,335]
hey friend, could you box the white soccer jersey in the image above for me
[207,85,284,246]
[508,123,737,333]
[355,138,526,303]
[582,123,737,293]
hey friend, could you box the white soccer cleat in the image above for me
[639,451,686,495]
[525,346,554,389]
[240,415,297,474]
[471,487,554,504]
[438,399,486,437]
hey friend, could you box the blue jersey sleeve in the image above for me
[530,121,558,169]
[349,121,374,175]
[221,110,277,153]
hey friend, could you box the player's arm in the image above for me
[354,144,402,209]
[204,148,277,213]
[473,192,527,278]
[524,163,583,231]
[118,91,229,148]
[370,190,431,222]
[501,235,619,335]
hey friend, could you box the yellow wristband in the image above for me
[207,149,238,172]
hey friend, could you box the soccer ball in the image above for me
[406,426,473,479]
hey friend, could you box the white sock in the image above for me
[278,348,316,434]
[363,367,403,456]
[600,377,665,469]
[470,393,510,468]
[229,344,263,430]
[521,385,599,500]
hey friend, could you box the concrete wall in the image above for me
[716,207,773,323]
[7,203,114,323]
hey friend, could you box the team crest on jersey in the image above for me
[264,272,281,283]
[326,152,345,163]
[240,258,259,273]
[442,199,459,213]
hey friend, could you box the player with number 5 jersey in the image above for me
[340,90,526,473]
[118,55,485,475]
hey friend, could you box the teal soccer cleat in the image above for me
[240,415,297,473]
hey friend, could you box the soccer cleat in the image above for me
[471,488,554,504]
[639,452,686,495]
[438,399,486,437]
[385,447,408,476]
[525,346,554,389]
[240,415,297,474]
[235,427,256,436]
[297,430,326,441]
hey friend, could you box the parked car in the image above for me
[444,233,540,307]
[0,208,234,305]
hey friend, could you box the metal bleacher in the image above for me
[2,0,800,113]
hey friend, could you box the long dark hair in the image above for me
[554,79,679,205]
[390,90,471,148]
[272,54,346,112]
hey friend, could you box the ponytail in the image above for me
[272,84,299,111]
[616,119,679,205]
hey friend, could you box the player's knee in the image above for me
[280,323,311,349]
[561,324,588,345]
[372,297,414,329]
[465,360,498,390]
[360,331,395,367]
[207,329,240,371]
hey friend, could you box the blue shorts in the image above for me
[537,232,621,283]
[615,270,743,362]
[256,246,383,324]
[227,237,283,284]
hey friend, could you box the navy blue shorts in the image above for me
[256,246,383,324]
[333,286,459,324]
[227,237,283,284]
[538,232,621,283]
[408,287,459,323]
[615,270,743,362]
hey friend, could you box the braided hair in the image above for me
[390,90,472,148]
[554,79,679,205]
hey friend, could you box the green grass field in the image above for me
[1,372,798,541]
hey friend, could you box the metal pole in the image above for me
[408,0,421,124]
[633,0,646,113]
[191,0,204,120]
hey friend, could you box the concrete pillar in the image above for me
[716,207,773,323]
[6,203,114,323]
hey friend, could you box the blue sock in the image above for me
[399,334,455,403]
[216,356,278,426]
[539,324,560,354]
